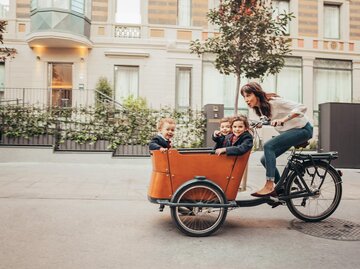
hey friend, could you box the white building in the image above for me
[1,0,360,126]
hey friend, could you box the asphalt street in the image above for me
[0,147,360,269]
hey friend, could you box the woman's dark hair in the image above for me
[240,82,278,118]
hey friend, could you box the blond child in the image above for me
[149,118,176,152]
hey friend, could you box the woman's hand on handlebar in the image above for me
[215,148,226,156]
[250,116,269,128]
[271,118,285,127]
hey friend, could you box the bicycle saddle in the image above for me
[294,141,309,149]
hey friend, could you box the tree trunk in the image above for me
[234,74,241,115]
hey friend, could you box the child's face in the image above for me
[232,120,247,136]
[160,122,176,140]
[220,121,231,135]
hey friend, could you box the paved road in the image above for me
[0,147,360,269]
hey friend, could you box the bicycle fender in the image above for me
[170,177,227,203]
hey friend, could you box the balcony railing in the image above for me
[0,87,123,110]
[114,25,141,38]
[1,88,95,108]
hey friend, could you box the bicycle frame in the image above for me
[274,149,341,201]
[150,118,344,236]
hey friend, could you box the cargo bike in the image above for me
[148,120,343,237]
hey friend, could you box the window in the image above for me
[0,62,5,89]
[37,0,52,8]
[31,0,37,11]
[324,4,340,39]
[85,0,91,18]
[48,63,73,107]
[272,0,290,35]
[314,59,352,111]
[178,0,191,27]
[176,67,191,109]
[115,0,141,24]
[31,0,90,17]
[0,0,9,18]
[202,63,248,115]
[260,57,302,103]
[114,66,139,102]
[71,0,84,14]
[203,58,302,115]
[54,0,69,9]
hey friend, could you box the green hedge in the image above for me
[0,102,206,149]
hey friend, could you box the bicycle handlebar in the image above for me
[250,116,270,128]
[250,116,285,128]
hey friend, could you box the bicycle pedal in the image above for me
[271,201,284,208]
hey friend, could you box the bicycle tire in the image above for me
[170,181,227,237]
[285,161,342,222]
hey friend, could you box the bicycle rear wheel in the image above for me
[285,161,342,222]
[170,181,227,237]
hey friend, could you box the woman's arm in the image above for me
[270,98,307,126]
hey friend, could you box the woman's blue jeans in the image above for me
[260,122,313,183]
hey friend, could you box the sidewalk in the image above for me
[0,146,359,269]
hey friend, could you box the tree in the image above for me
[95,76,113,106]
[0,20,17,61]
[190,0,293,114]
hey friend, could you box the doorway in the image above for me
[48,63,73,107]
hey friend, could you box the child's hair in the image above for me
[157,117,176,130]
[231,115,249,129]
[219,117,231,124]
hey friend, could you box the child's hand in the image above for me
[159,147,168,152]
[215,148,226,155]
[214,130,221,137]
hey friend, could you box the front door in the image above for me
[48,63,73,107]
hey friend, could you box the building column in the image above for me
[353,61,360,102]
[302,56,315,123]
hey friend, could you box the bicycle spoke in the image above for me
[286,162,342,222]
[171,183,227,236]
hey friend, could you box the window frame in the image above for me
[30,0,91,18]
[177,0,192,27]
[313,58,352,125]
[272,0,291,36]
[323,3,341,40]
[0,0,9,19]
[175,66,192,110]
[114,0,141,24]
[114,65,140,103]
[261,57,303,103]
[0,62,5,90]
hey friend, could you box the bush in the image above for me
[0,99,206,149]
[95,77,112,105]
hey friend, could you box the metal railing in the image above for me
[114,25,141,38]
[0,87,121,108]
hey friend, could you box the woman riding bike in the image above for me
[241,82,313,197]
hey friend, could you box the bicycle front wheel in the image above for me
[285,161,342,222]
[170,182,227,237]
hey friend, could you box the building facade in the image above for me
[1,0,360,127]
